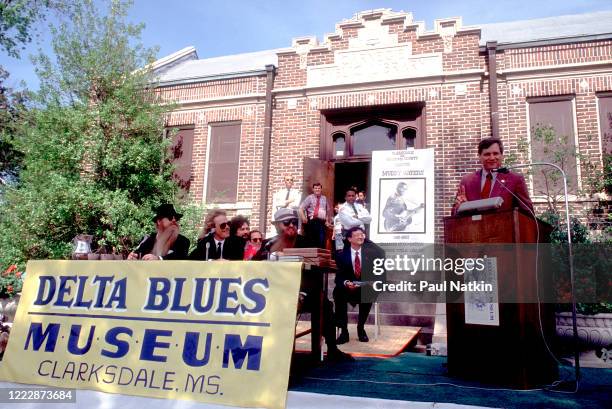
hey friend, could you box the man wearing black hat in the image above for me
[127,204,190,260]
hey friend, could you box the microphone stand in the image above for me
[495,162,580,385]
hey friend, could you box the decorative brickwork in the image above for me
[154,9,611,240]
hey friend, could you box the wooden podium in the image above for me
[444,208,557,389]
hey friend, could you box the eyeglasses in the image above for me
[218,222,229,230]
[251,237,262,243]
[282,219,299,227]
[285,179,293,182]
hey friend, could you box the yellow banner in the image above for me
[0,260,302,409]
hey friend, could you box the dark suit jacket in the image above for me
[335,241,386,294]
[133,233,190,260]
[452,169,533,216]
[189,234,245,261]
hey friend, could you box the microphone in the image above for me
[492,167,509,174]
[205,242,210,261]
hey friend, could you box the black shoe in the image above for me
[326,347,354,363]
[336,329,349,344]
[357,327,369,342]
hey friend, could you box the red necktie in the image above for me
[313,196,320,220]
[354,251,361,279]
[481,173,493,199]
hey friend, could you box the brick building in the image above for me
[153,9,612,240]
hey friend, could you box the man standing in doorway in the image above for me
[299,182,332,249]
[338,187,372,236]
[357,190,368,209]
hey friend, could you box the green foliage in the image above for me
[176,202,208,251]
[540,210,591,244]
[502,136,529,168]
[0,66,27,184]
[0,0,179,270]
[1,0,71,185]
[0,0,68,58]
[576,303,612,315]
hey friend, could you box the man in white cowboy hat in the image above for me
[127,204,190,260]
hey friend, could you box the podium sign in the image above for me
[444,209,557,389]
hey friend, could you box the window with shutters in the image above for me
[528,96,578,196]
[206,122,241,203]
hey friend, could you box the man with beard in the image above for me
[254,208,353,362]
[127,204,190,260]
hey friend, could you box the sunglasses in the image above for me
[251,237,262,243]
[218,222,229,230]
[282,218,299,227]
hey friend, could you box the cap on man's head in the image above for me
[153,204,183,221]
[274,208,298,223]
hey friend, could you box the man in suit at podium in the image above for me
[334,226,385,343]
[452,137,533,215]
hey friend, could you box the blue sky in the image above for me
[1,0,611,90]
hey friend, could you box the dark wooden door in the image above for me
[302,158,335,203]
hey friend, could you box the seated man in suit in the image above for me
[452,137,533,215]
[334,226,385,343]
[127,204,190,260]
[253,208,353,362]
[189,209,244,260]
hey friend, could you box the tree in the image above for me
[0,0,179,268]
[0,66,26,185]
[0,1,71,185]
[0,0,67,58]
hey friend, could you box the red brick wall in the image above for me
[162,86,268,227]
[157,76,266,102]
[505,41,612,69]
[158,18,611,239]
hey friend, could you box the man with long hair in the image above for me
[189,209,244,260]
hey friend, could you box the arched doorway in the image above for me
[316,103,425,205]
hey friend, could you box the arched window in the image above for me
[332,132,346,158]
[350,122,397,155]
[402,127,417,148]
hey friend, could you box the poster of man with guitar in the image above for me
[381,180,425,233]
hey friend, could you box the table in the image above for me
[294,263,335,361]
